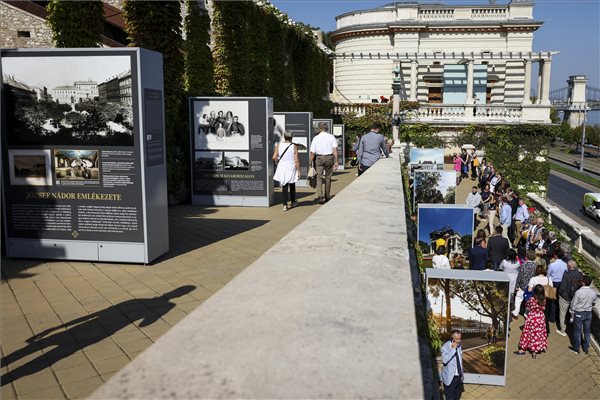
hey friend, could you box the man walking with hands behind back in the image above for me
[309,122,338,204]
[441,329,464,400]
[357,122,388,176]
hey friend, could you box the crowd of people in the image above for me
[432,150,598,363]
[432,150,598,400]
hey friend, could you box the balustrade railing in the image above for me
[332,103,526,123]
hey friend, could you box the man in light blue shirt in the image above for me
[499,197,512,241]
[548,249,568,285]
[547,248,568,324]
[357,122,388,176]
[441,329,464,400]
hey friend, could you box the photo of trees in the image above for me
[428,277,509,377]
[414,171,456,205]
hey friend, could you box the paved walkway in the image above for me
[452,167,600,399]
[1,170,357,400]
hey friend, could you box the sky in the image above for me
[271,0,600,92]
[418,206,475,242]
[410,148,444,164]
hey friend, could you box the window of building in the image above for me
[17,31,31,38]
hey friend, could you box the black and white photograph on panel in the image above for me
[292,137,308,153]
[193,100,249,151]
[426,269,510,385]
[8,149,52,186]
[223,152,250,171]
[273,115,286,148]
[1,55,134,146]
[195,151,223,171]
[312,118,333,136]
[54,149,100,181]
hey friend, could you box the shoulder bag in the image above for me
[544,277,557,300]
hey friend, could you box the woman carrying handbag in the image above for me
[273,131,301,211]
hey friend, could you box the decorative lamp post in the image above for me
[391,65,402,150]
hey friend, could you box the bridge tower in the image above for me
[563,75,588,128]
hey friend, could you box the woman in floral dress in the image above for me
[516,284,548,358]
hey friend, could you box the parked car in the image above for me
[582,193,600,223]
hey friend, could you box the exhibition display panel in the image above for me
[190,97,274,207]
[332,124,345,170]
[1,48,169,263]
[273,112,312,186]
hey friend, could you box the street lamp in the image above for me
[577,102,589,172]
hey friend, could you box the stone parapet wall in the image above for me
[0,2,53,48]
[91,158,424,399]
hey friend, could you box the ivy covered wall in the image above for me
[211,0,332,116]
[45,0,332,201]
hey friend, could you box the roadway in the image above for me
[546,170,600,236]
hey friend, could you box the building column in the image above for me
[540,59,552,105]
[466,60,474,104]
[409,60,418,101]
[536,60,543,104]
[522,59,532,105]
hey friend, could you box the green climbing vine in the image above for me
[455,124,558,195]
[184,0,214,96]
[211,0,331,114]
[46,0,104,47]
[122,0,186,199]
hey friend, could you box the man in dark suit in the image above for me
[468,238,488,270]
[487,225,509,270]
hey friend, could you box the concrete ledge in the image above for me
[91,158,423,399]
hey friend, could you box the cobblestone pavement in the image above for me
[1,170,356,400]
[453,168,600,399]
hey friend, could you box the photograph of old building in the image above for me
[2,55,134,146]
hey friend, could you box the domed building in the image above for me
[330,0,557,125]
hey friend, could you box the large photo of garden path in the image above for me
[2,55,134,146]
[428,277,509,376]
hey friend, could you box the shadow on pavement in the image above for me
[0,285,196,386]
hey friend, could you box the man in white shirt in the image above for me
[513,198,529,247]
[466,186,482,215]
[309,122,338,204]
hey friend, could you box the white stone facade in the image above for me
[330,1,557,124]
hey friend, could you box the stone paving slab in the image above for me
[1,170,356,400]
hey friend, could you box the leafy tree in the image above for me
[444,186,456,204]
[46,0,104,47]
[559,121,575,146]
[585,125,600,154]
[415,171,445,204]
[448,280,509,333]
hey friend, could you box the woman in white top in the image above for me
[432,245,451,269]
[272,131,301,211]
[527,264,553,292]
[500,249,520,295]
